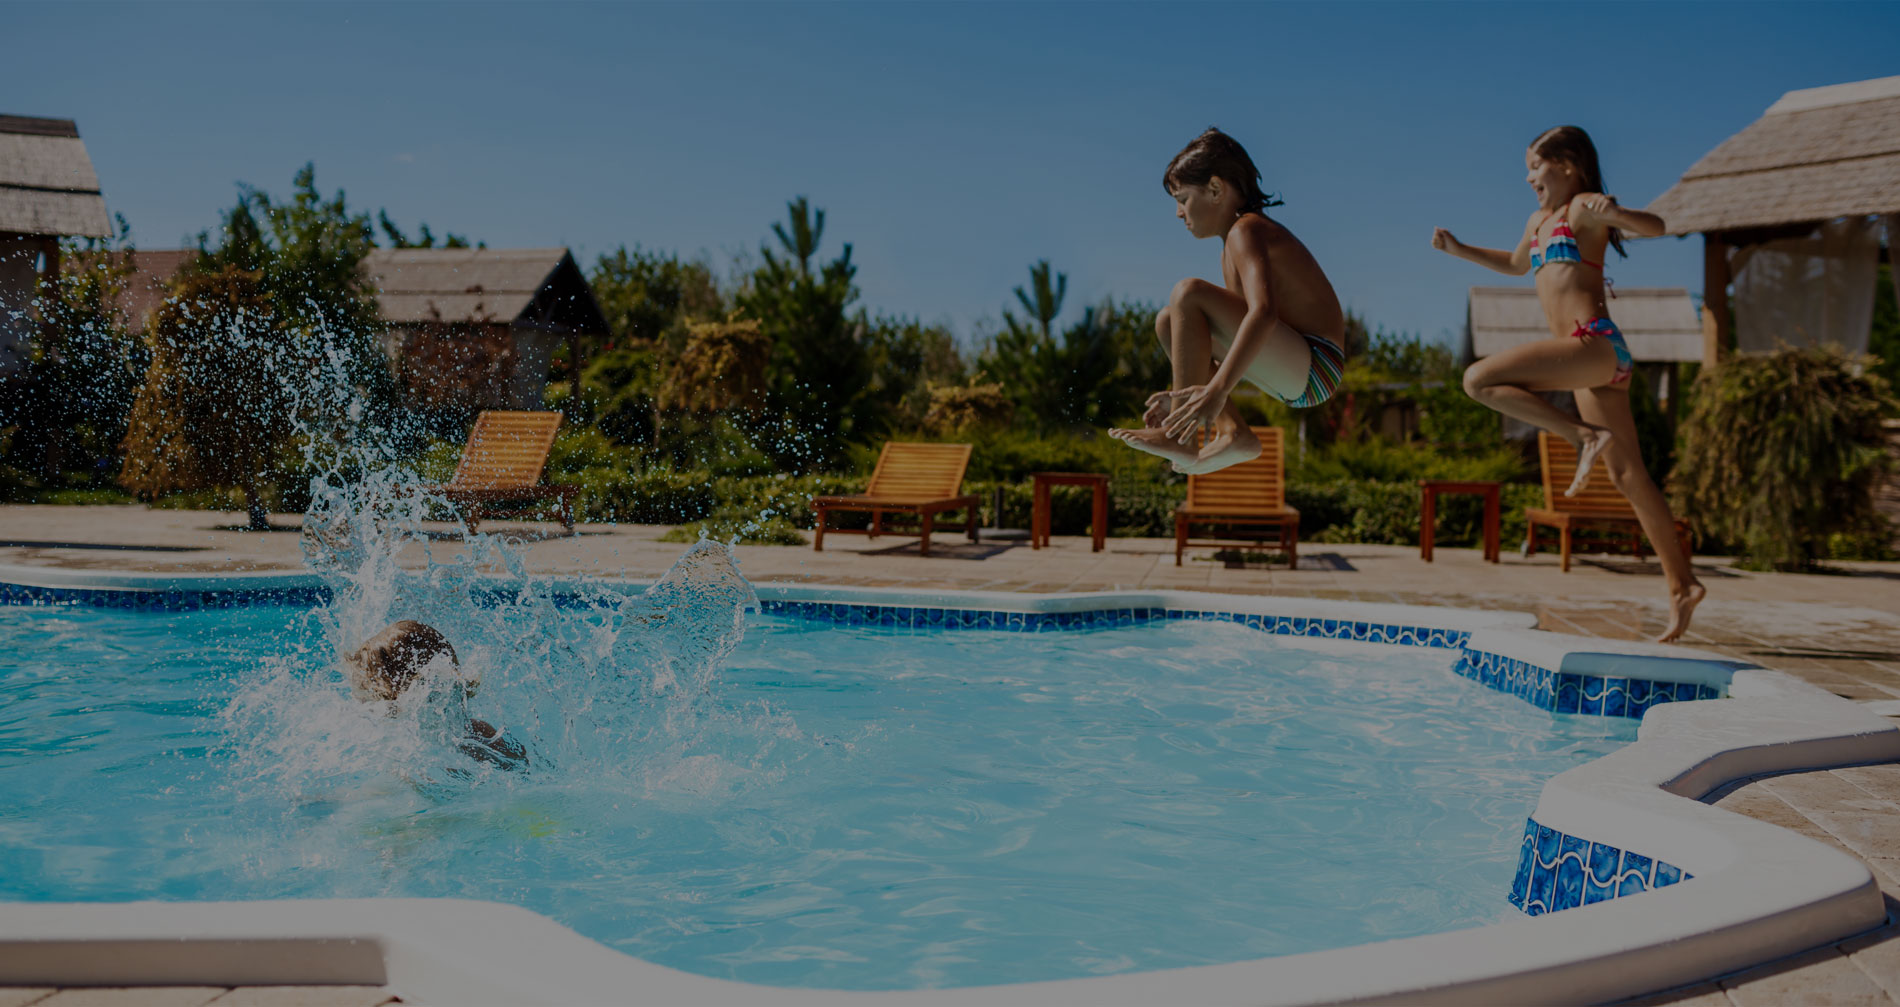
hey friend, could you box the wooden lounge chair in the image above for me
[1175,427,1299,567]
[429,410,578,535]
[1524,431,1689,572]
[811,442,979,557]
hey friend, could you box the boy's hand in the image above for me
[1162,384,1225,443]
[1431,228,1459,252]
[1143,388,1190,428]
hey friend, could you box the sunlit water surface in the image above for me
[0,583,1634,990]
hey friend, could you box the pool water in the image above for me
[0,587,1635,990]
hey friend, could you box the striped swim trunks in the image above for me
[1273,331,1345,409]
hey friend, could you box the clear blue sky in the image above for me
[14,2,1900,349]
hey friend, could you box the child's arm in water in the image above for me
[1431,213,1539,275]
[460,718,529,770]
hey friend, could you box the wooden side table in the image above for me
[1419,480,1501,563]
[1031,472,1110,552]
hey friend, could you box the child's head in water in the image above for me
[345,620,525,768]
[345,620,468,703]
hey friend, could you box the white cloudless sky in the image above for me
[14,1,1900,349]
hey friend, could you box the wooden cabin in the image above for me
[0,114,111,379]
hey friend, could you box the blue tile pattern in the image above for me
[3,581,1717,722]
[1508,818,1691,915]
[1454,648,1720,720]
[757,599,1473,647]
[0,581,329,610]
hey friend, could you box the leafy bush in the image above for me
[1671,346,1896,570]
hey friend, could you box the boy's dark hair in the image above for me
[1163,127,1283,214]
[348,620,456,701]
[1530,125,1627,259]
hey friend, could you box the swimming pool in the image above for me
[1,557,1895,1005]
[0,589,1636,990]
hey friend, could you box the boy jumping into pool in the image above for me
[1110,127,1347,474]
[346,620,528,770]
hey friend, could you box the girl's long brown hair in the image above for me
[1531,125,1626,259]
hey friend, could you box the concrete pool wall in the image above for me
[1,568,1896,1005]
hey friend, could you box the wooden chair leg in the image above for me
[967,504,978,543]
[1285,521,1298,569]
[1560,526,1572,573]
[1175,514,1188,566]
[920,511,934,557]
[560,491,575,535]
[813,506,828,551]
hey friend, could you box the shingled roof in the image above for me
[361,247,607,334]
[1467,287,1703,363]
[1647,75,1900,236]
[0,114,111,238]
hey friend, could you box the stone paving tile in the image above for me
[1712,786,1840,843]
[0,992,54,1007]
[1837,768,1900,804]
[1761,774,1900,817]
[1845,914,1900,1003]
[1718,946,1895,1006]
[34,990,231,1007]
[205,987,403,1006]
[1808,812,1900,861]
[1616,981,1735,1006]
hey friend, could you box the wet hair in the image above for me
[1163,127,1283,215]
[347,620,457,701]
[1530,125,1626,259]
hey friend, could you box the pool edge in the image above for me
[1,572,1894,1006]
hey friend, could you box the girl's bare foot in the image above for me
[1656,582,1706,643]
[1565,428,1613,497]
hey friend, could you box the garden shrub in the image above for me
[1671,346,1896,570]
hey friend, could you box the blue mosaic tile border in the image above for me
[759,599,1471,647]
[0,581,330,610]
[1454,649,1721,720]
[1508,818,1691,916]
[0,583,1469,651]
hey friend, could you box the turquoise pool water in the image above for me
[0,591,1635,990]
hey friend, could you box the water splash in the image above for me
[214,307,792,811]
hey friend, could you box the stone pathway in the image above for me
[5,503,1900,1005]
[0,989,401,1006]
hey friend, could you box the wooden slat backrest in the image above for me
[1186,427,1286,510]
[862,442,973,500]
[1538,431,1636,516]
[450,411,563,490]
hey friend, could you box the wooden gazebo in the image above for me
[0,114,111,379]
[1647,75,1900,366]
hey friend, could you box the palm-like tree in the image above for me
[1012,259,1067,339]
[768,197,825,277]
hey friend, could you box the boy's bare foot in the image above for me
[1655,582,1705,643]
[1170,425,1264,475]
[1565,428,1613,497]
[1110,426,1200,467]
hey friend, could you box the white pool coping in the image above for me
[2,569,1897,1005]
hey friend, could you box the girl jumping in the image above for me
[1111,128,1347,474]
[1432,125,1704,642]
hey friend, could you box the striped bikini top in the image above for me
[1530,214,1602,272]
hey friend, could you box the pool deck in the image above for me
[4,503,1900,1006]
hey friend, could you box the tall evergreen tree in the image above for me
[736,197,865,467]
